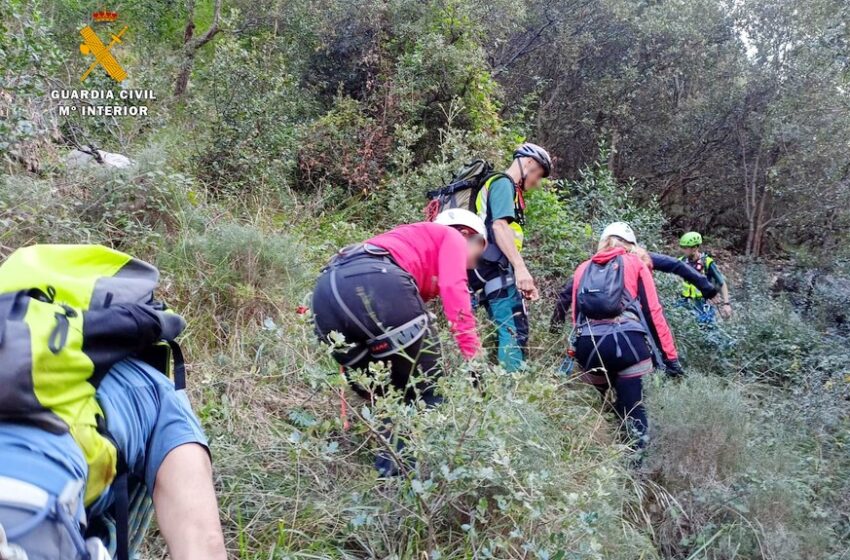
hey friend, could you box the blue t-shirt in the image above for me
[486,177,517,222]
[0,358,207,522]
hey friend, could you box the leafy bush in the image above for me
[666,265,850,391]
[192,34,312,197]
[0,0,62,169]
[376,108,511,228]
[164,222,307,345]
[212,326,658,559]
[559,148,666,251]
[647,372,847,559]
[297,95,392,198]
[649,376,751,491]
[523,186,591,283]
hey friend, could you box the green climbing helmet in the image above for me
[679,231,703,248]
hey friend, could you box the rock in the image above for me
[66,149,134,169]
[772,267,850,328]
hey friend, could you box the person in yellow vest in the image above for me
[679,231,733,323]
[470,143,552,371]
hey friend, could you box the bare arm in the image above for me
[718,283,733,317]
[492,219,538,300]
[153,443,227,560]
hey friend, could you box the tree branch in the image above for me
[174,0,224,97]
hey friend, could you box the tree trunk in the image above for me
[608,129,620,177]
[750,187,770,257]
[174,0,223,97]
[738,124,766,257]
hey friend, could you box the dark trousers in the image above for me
[575,330,651,448]
[312,254,442,404]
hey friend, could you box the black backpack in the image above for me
[424,159,494,220]
[575,254,667,368]
[576,256,631,321]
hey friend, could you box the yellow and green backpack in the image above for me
[0,244,185,506]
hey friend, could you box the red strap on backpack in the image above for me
[424,199,441,221]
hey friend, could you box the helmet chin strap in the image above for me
[516,157,528,191]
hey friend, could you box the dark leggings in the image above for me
[575,330,651,448]
[593,376,648,449]
[312,254,442,404]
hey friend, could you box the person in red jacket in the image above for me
[571,222,681,452]
[312,210,487,475]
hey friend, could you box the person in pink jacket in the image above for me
[312,211,486,473]
[571,222,681,453]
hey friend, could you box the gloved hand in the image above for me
[663,358,685,378]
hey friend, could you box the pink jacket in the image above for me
[572,247,678,361]
[368,222,481,359]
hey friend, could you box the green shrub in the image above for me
[560,147,665,250]
[297,95,392,198]
[649,376,752,490]
[523,186,592,283]
[666,266,849,389]
[0,174,93,248]
[164,222,307,345]
[0,148,190,253]
[0,0,62,166]
[379,115,511,228]
[212,326,658,559]
[647,373,847,559]
[192,34,311,197]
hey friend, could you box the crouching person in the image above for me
[571,223,681,454]
[312,210,486,475]
[0,245,226,560]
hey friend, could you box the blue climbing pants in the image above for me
[483,284,529,372]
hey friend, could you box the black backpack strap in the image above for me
[112,468,130,560]
[96,415,131,560]
[0,291,21,345]
[631,277,666,367]
[478,173,514,269]
[481,172,511,226]
[169,340,186,390]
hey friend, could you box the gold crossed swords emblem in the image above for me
[79,25,129,82]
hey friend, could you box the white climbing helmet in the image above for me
[435,208,488,247]
[600,221,637,244]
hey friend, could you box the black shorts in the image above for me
[575,330,652,376]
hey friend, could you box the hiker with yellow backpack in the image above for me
[678,231,733,324]
[0,245,226,560]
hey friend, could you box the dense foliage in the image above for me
[1,0,849,558]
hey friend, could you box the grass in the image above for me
[2,148,848,560]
